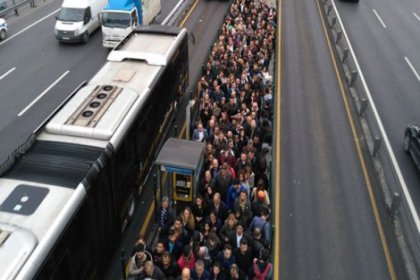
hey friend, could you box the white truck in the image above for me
[0,18,7,40]
[54,0,107,43]
[100,0,161,48]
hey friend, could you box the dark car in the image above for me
[404,124,420,170]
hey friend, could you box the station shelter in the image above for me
[154,138,205,215]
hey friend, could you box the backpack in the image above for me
[253,258,271,280]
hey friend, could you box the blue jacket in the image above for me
[226,184,246,210]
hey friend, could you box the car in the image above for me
[0,18,7,40]
[403,124,420,170]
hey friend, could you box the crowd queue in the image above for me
[128,0,277,278]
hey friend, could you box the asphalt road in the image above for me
[0,0,109,164]
[279,0,403,278]
[335,0,420,234]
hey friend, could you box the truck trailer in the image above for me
[100,0,161,48]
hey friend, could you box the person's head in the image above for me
[183,207,192,220]
[212,261,222,275]
[144,261,154,276]
[253,227,262,239]
[195,195,203,206]
[135,243,145,259]
[155,240,166,253]
[204,170,212,182]
[257,190,266,201]
[226,213,237,226]
[240,151,247,162]
[135,234,146,247]
[223,243,232,258]
[213,192,221,205]
[260,248,270,262]
[257,178,265,189]
[236,222,244,235]
[181,267,191,280]
[162,251,172,266]
[239,237,248,253]
[195,260,205,276]
[203,221,211,232]
[174,217,183,231]
[211,158,219,170]
[229,263,239,277]
[182,245,193,261]
[239,190,247,202]
[161,196,169,209]
[232,178,241,190]
[237,170,245,181]
[168,227,176,241]
[208,232,218,246]
[261,205,270,218]
[209,211,217,223]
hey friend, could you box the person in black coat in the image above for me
[164,227,184,260]
[157,251,180,280]
[208,192,229,223]
[233,238,253,278]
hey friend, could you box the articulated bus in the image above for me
[0,25,188,279]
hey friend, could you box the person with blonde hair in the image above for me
[219,213,238,245]
[180,206,196,235]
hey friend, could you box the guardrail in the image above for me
[0,0,38,18]
[319,0,420,278]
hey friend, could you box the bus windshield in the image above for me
[101,12,131,28]
[58,8,85,22]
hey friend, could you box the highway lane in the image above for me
[279,0,402,278]
[0,0,178,164]
[335,0,420,235]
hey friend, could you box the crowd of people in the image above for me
[127,0,276,279]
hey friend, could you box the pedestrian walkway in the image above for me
[126,0,277,279]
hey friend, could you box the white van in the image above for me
[54,0,107,43]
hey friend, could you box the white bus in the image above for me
[0,25,189,279]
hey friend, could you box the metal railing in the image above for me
[319,0,420,278]
[0,0,39,18]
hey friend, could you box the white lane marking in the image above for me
[18,70,69,117]
[373,9,387,29]
[0,9,60,46]
[0,67,16,80]
[414,13,420,22]
[404,57,420,82]
[332,1,420,233]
